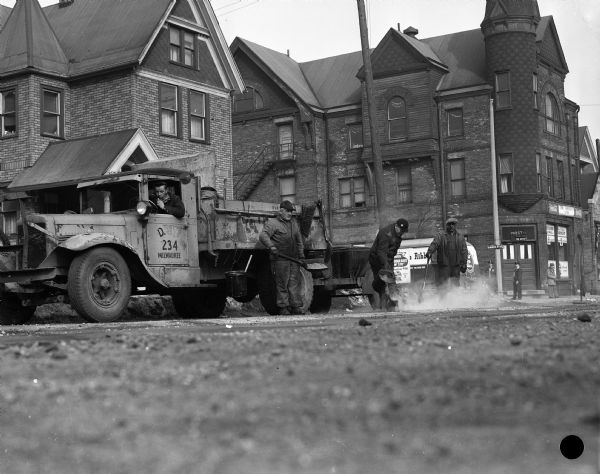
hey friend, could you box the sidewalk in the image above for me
[498,294,600,309]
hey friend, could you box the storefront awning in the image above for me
[8,128,158,192]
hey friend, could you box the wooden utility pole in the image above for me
[356,0,386,226]
[489,98,503,293]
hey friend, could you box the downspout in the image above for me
[436,100,447,224]
[565,112,572,203]
[324,114,334,242]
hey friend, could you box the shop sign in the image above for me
[501,225,536,242]
[559,261,569,278]
[549,202,581,218]
[546,224,555,244]
[557,226,567,245]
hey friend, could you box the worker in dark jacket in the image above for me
[425,217,468,288]
[259,200,305,315]
[151,181,185,218]
[369,218,409,309]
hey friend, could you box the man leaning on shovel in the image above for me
[369,218,409,310]
[259,200,305,315]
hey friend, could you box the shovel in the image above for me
[418,257,431,303]
[277,253,328,271]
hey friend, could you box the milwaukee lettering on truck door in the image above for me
[146,220,188,265]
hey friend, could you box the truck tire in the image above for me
[309,287,332,314]
[299,267,314,313]
[172,288,226,319]
[0,292,36,325]
[68,247,132,323]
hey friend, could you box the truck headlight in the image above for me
[136,201,149,216]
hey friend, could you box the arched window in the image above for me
[388,96,407,141]
[545,93,560,135]
[233,86,264,113]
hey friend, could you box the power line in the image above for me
[217,0,260,17]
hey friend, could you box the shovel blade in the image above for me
[305,262,328,271]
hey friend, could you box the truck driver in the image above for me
[151,181,185,218]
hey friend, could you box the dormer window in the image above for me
[169,26,196,68]
[233,87,264,113]
[388,96,407,141]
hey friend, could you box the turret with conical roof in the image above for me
[481,0,541,195]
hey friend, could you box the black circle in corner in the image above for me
[560,435,584,460]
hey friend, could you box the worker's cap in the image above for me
[395,218,409,231]
[279,200,295,211]
[445,217,458,225]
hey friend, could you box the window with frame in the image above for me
[339,177,366,208]
[447,108,463,137]
[233,86,264,113]
[189,90,207,142]
[536,153,542,192]
[532,73,539,109]
[41,87,63,137]
[396,167,412,203]
[348,123,363,149]
[169,26,196,68]
[545,156,553,196]
[499,154,513,193]
[1,89,16,137]
[545,93,560,135]
[449,159,465,197]
[160,84,179,137]
[279,176,296,203]
[556,160,564,199]
[277,124,293,160]
[495,72,511,108]
[387,96,407,141]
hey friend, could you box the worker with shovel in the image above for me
[259,200,305,315]
[369,218,409,310]
[425,217,468,289]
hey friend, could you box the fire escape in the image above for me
[233,143,294,200]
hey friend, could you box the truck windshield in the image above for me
[80,181,140,214]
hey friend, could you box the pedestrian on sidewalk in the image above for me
[547,262,558,298]
[512,262,522,300]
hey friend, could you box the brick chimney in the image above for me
[403,26,418,37]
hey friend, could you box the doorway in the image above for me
[501,242,537,291]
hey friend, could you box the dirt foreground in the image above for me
[0,300,599,474]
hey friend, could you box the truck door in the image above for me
[145,216,190,266]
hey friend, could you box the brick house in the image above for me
[0,0,243,236]
[230,0,589,295]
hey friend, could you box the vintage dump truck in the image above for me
[0,166,337,324]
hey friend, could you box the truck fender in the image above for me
[42,233,166,288]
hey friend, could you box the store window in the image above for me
[547,223,569,279]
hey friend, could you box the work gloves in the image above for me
[270,247,279,257]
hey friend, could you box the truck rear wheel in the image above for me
[68,247,132,323]
[172,288,226,319]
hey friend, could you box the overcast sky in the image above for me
[3,0,599,143]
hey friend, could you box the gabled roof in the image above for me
[8,128,158,192]
[232,38,320,108]
[578,126,598,172]
[0,0,244,90]
[0,0,68,76]
[536,16,568,74]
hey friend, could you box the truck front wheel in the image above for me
[68,247,132,323]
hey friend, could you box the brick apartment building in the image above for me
[0,0,243,235]
[230,0,593,296]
